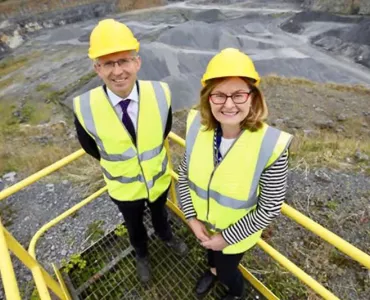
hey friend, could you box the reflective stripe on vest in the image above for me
[102,155,168,188]
[73,80,171,201]
[186,112,284,210]
[76,82,168,163]
[151,81,168,133]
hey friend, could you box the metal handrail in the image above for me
[0,131,369,300]
[0,221,68,299]
[0,219,21,300]
[168,132,370,270]
[281,204,370,269]
[29,186,107,258]
[0,149,85,201]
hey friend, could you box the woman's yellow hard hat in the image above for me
[88,19,140,59]
[201,48,260,86]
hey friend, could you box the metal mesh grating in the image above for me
[62,207,264,300]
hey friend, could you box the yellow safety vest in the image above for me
[73,80,172,202]
[186,109,293,254]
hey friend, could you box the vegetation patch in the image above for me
[84,220,105,243]
[0,202,17,226]
[0,52,41,77]
[35,82,52,92]
[289,130,370,170]
[0,70,98,177]
[62,216,261,300]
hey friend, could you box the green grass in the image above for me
[0,202,17,226]
[0,57,28,76]
[0,73,25,90]
[0,70,99,177]
[0,98,76,175]
[242,246,310,299]
[63,218,257,300]
[289,131,370,170]
[85,220,105,243]
[35,83,52,92]
[262,75,370,95]
[44,71,96,104]
[0,52,41,77]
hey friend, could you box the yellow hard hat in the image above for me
[88,19,140,59]
[201,48,260,86]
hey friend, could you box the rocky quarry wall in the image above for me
[0,0,165,59]
[0,0,165,20]
[303,0,370,15]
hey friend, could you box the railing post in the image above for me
[31,267,52,300]
[4,227,66,299]
[0,219,21,300]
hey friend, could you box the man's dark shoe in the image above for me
[136,256,151,283]
[165,236,188,255]
[219,286,247,300]
[195,270,217,296]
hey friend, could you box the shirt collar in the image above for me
[107,82,139,107]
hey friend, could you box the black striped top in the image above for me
[177,142,289,245]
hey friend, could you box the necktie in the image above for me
[119,99,136,142]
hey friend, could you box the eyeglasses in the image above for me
[98,57,137,71]
[209,91,252,105]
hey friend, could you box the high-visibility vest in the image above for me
[186,109,293,254]
[73,81,171,202]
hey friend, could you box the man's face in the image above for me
[94,50,141,98]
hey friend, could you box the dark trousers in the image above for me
[111,188,173,258]
[208,249,245,296]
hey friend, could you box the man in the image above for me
[73,19,188,283]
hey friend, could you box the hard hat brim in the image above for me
[89,43,140,59]
[201,74,260,87]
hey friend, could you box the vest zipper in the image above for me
[207,131,217,221]
[206,130,243,222]
[136,99,150,199]
[206,169,215,221]
[103,85,149,199]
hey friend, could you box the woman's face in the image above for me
[209,77,253,127]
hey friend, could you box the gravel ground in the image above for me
[0,177,123,299]
[1,0,370,299]
[1,164,369,299]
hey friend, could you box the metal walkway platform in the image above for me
[62,208,264,300]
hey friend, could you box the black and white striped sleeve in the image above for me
[222,150,289,245]
[177,152,197,219]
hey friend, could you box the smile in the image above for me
[221,112,239,116]
[112,78,127,83]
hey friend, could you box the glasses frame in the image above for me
[97,56,138,71]
[209,91,253,105]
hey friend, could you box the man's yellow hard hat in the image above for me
[88,19,140,59]
[201,48,260,86]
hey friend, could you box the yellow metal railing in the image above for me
[0,131,369,300]
[0,219,21,300]
[0,219,70,300]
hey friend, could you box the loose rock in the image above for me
[3,172,17,183]
[354,151,369,161]
[314,170,332,182]
[314,120,334,129]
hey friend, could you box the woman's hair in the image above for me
[197,77,268,131]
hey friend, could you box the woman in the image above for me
[178,48,293,300]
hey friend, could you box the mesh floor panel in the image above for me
[62,207,265,300]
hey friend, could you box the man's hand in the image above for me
[201,233,228,251]
[187,218,210,242]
